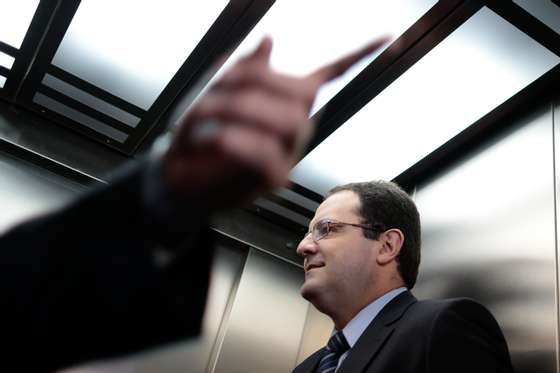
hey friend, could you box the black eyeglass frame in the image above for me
[305,218,386,242]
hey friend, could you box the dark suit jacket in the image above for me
[0,164,213,373]
[294,291,514,373]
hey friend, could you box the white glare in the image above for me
[52,0,229,109]
[291,7,560,195]
[0,51,15,69]
[196,0,437,115]
[0,0,39,48]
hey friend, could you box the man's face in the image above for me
[296,190,381,308]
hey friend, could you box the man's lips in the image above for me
[305,263,325,272]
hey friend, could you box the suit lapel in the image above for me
[292,349,323,373]
[337,291,417,373]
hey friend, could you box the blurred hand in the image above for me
[163,36,390,212]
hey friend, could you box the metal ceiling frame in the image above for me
[298,0,560,196]
[13,0,275,154]
[0,0,59,100]
[0,0,559,231]
[392,0,560,191]
[305,0,477,154]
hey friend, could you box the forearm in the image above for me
[0,162,214,372]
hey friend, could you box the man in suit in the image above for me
[294,181,514,373]
[0,37,389,372]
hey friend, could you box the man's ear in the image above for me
[376,229,404,265]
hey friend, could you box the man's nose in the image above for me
[296,234,318,257]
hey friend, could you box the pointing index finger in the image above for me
[306,36,392,89]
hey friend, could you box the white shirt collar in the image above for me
[341,287,407,347]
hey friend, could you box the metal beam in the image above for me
[135,0,276,154]
[394,64,560,192]
[0,0,60,100]
[304,0,483,155]
[487,0,560,57]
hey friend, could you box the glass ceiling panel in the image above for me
[291,7,560,195]
[51,0,229,110]
[514,0,560,35]
[197,0,437,115]
[0,51,15,69]
[0,0,39,48]
[0,76,6,88]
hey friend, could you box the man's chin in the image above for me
[300,280,320,302]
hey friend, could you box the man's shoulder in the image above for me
[403,296,500,333]
[379,291,493,327]
[413,296,486,311]
[412,297,492,317]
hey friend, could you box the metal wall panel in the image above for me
[555,97,560,373]
[413,104,557,373]
[212,248,309,373]
[0,150,82,233]
[295,304,333,365]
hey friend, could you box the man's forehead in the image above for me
[309,190,361,226]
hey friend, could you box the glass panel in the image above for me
[42,74,141,128]
[0,75,6,88]
[514,0,560,35]
[0,51,15,69]
[196,0,438,114]
[291,7,560,195]
[52,0,229,110]
[33,92,129,143]
[0,0,39,48]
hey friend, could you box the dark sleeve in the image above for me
[427,299,515,373]
[0,162,214,373]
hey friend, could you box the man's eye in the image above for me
[316,223,330,235]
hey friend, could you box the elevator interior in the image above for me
[0,1,560,372]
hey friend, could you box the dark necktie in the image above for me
[316,331,350,373]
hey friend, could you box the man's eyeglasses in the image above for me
[304,219,384,242]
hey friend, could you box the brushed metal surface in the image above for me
[0,149,81,234]
[414,104,557,373]
[212,248,309,373]
[295,303,333,366]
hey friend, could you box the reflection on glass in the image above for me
[0,75,6,88]
[52,0,229,109]
[0,0,39,48]
[514,0,560,35]
[195,0,437,114]
[291,7,560,195]
[0,51,15,69]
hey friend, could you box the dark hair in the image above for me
[327,181,421,289]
